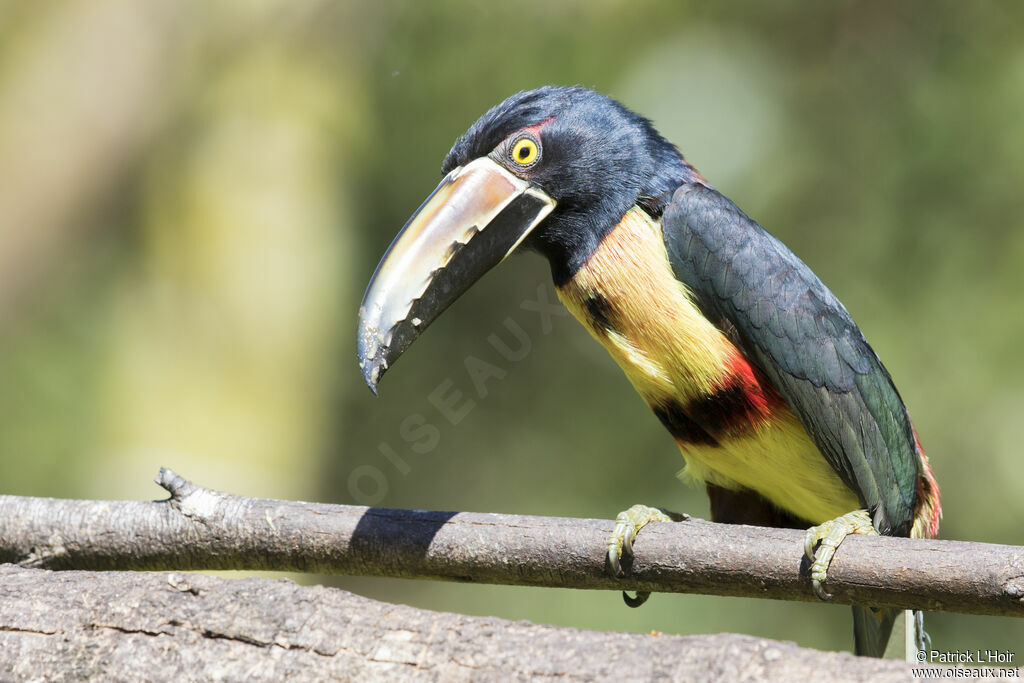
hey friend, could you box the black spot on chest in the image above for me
[651,384,761,447]
[688,384,759,435]
[584,292,616,333]
[653,399,718,447]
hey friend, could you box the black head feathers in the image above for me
[441,86,699,282]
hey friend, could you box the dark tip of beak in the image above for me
[358,303,433,394]
[356,313,386,394]
[359,356,381,395]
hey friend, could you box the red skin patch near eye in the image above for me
[519,117,556,140]
[524,116,557,137]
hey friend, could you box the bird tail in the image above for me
[854,434,939,658]
[853,607,930,659]
[852,605,899,657]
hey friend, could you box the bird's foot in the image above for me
[804,509,876,600]
[607,504,687,608]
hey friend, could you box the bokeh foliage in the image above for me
[1,0,1021,656]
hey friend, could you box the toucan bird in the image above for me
[356,86,941,657]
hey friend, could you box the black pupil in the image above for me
[518,144,530,159]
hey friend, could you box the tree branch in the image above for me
[0,565,927,681]
[1,468,1022,618]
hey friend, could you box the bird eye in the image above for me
[509,136,540,167]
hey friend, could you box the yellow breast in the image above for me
[557,207,859,524]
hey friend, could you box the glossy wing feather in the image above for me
[661,183,918,535]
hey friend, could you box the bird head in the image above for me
[357,86,694,391]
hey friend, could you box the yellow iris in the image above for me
[511,137,539,166]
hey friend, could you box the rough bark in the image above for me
[0,565,930,682]
[1,469,1021,618]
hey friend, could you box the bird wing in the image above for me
[661,182,918,535]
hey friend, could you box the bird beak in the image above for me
[357,157,556,392]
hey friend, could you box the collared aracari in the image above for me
[356,86,941,657]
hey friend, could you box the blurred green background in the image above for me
[2,0,1022,657]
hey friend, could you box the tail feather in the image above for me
[852,605,899,657]
[852,606,931,659]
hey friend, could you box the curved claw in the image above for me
[812,578,833,601]
[606,504,680,606]
[622,591,650,608]
[606,505,672,577]
[804,532,818,562]
[607,546,622,578]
